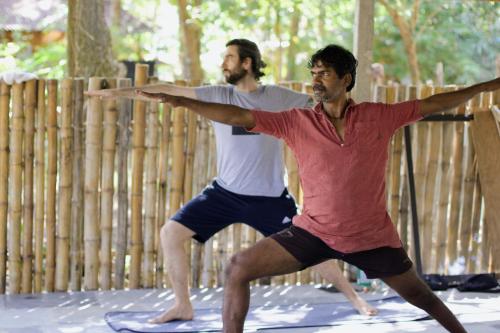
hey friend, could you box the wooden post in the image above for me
[114,78,132,289]
[466,173,482,273]
[143,78,159,288]
[70,78,85,291]
[56,78,74,291]
[0,83,10,294]
[155,103,172,288]
[84,77,103,290]
[45,80,58,292]
[8,83,24,294]
[130,64,148,289]
[100,78,117,290]
[34,80,45,293]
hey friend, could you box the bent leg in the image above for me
[223,237,303,333]
[382,268,467,333]
[149,220,195,323]
[312,260,377,315]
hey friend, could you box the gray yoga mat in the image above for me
[105,296,431,332]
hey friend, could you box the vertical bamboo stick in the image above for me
[34,80,45,293]
[479,219,490,272]
[8,83,24,294]
[99,78,117,290]
[466,173,481,273]
[114,78,132,289]
[84,77,103,290]
[55,78,73,291]
[143,79,159,289]
[420,88,442,271]
[129,65,148,289]
[432,87,455,273]
[155,103,171,288]
[21,80,36,293]
[0,82,10,294]
[191,117,210,287]
[447,90,466,266]
[70,79,84,291]
[45,80,58,292]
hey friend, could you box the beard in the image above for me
[313,84,333,102]
[224,68,248,85]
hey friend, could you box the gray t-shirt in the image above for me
[195,85,310,196]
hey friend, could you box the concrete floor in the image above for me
[1,284,499,332]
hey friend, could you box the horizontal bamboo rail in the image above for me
[0,71,498,294]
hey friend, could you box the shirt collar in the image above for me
[312,98,357,114]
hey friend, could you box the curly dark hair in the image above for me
[226,39,267,81]
[308,44,358,92]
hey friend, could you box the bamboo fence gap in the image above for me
[114,78,132,290]
[70,78,85,291]
[55,78,74,291]
[0,82,9,294]
[130,65,149,289]
[99,78,117,290]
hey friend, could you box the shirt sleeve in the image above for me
[194,85,228,103]
[247,109,296,141]
[275,86,312,108]
[380,100,423,133]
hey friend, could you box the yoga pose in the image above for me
[87,39,376,323]
[136,44,499,333]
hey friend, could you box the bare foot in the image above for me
[353,297,378,316]
[148,303,194,323]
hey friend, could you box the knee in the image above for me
[160,221,185,246]
[225,253,252,284]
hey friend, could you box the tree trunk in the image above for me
[67,0,118,77]
[379,0,420,84]
[177,0,204,83]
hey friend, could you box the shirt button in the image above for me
[340,143,344,147]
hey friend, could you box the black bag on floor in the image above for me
[457,273,499,292]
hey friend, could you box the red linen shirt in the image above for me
[250,99,423,253]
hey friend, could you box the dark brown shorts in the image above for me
[270,225,412,279]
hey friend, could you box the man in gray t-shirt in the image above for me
[87,39,376,323]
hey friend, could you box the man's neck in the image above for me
[322,95,349,119]
[234,76,259,93]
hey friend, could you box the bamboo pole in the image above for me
[191,117,210,287]
[99,78,117,290]
[0,82,10,294]
[34,80,45,293]
[155,103,171,288]
[129,65,148,289]
[21,80,36,293]
[55,78,73,291]
[466,172,481,273]
[479,219,490,272]
[84,77,103,290]
[420,87,441,271]
[433,87,455,273]
[143,78,159,288]
[8,83,24,294]
[114,78,132,290]
[70,78,84,291]
[447,90,466,266]
[45,79,58,292]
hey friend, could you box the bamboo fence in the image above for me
[0,69,499,294]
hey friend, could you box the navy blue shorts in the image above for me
[171,181,297,243]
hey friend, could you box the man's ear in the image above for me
[343,73,352,88]
[242,57,252,71]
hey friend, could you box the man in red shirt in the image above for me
[137,45,500,333]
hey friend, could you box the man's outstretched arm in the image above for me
[85,83,197,101]
[136,90,256,128]
[419,77,499,117]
